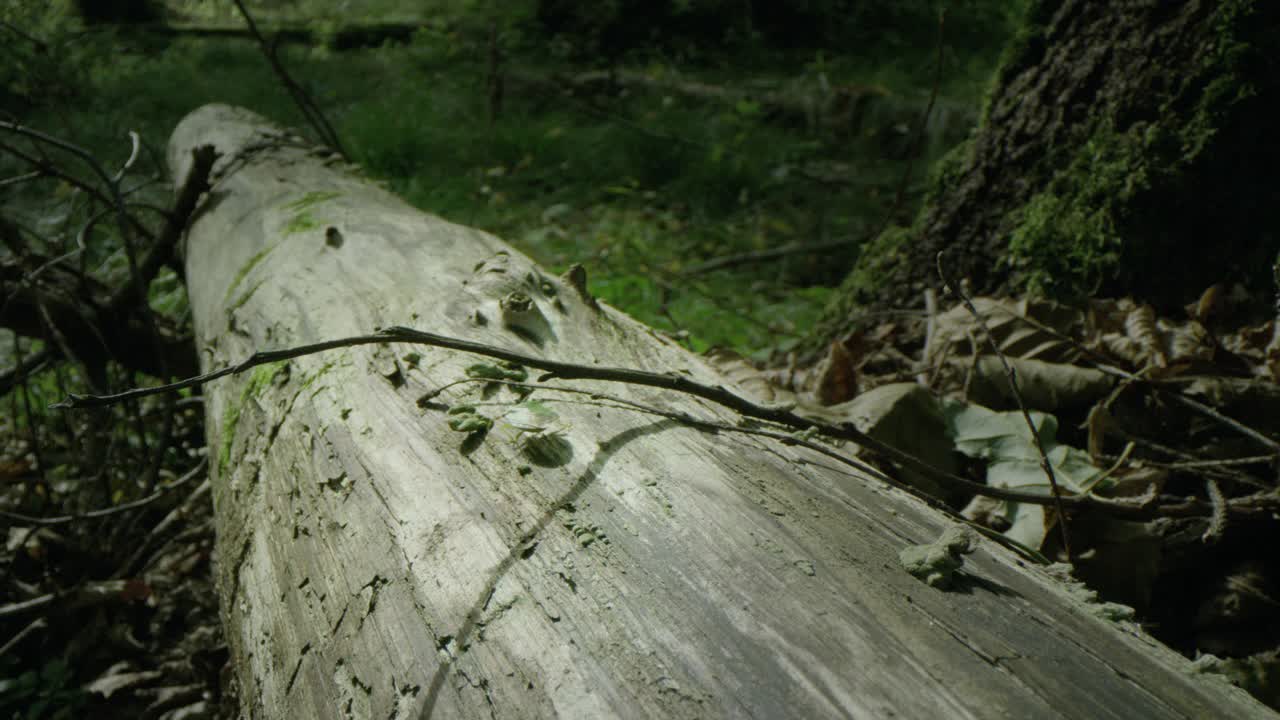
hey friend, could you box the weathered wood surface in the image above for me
[169,104,1272,719]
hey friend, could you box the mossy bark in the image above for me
[818,0,1279,342]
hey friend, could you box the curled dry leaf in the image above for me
[1123,302,1166,367]
[812,338,860,406]
[713,333,865,408]
[1189,284,1225,325]
[927,296,1084,369]
[1089,298,1217,372]
[1221,319,1280,382]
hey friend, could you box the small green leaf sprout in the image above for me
[500,399,563,441]
[447,405,493,433]
[501,400,573,467]
[465,361,528,382]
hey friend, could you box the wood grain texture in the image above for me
[170,104,1272,719]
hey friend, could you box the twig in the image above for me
[116,475,212,578]
[35,301,104,393]
[937,252,1073,561]
[0,580,141,620]
[113,131,141,183]
[427,376,1048,562]
[1156,454,1278,470]
[598,241,784,338]
[0,137,156,243]
[0,458,205,526]
[0,121,174,395]
[9,336,48,492]
[980,301,1279,488]
[864,8,947,248]
[52,325,1274,521]
[892,10,945,226]
[52,334,390,408]
[983,305,1280,456]
[420,376,896,486]
[0,618,46,658]
[231,0,348,160]
[1202,478,1226,544]
[1079,441,1134,496]
[110,145,217,313]
[917,287,938,386]
[0,170,41,187]
[1160,391,1280,454]
[0,347,52,397]
[681,237,859,276]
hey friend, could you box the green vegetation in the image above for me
[1004,0,1276,300]
[0,658,86,720]
[9,4,1280,715]
[6,0,1022,358]
[224,246,274,302]
[217,360,287,476]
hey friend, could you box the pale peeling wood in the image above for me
[169,104,1272,720]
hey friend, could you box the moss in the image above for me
[922,136,975,205]
[812,224,916,344]
[283,212,322,236]
[298,361,336,390]
[223,247,273,304]
[983,0,1052,122]
[842,224,916,300]
[217,361,288,478]
[282,190,341,212]
[1005,119,1137,298]
[1004,0,1275,301]
[281,190,340,237]
[228,278,266,313]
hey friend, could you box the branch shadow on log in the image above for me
[419,418,680,719]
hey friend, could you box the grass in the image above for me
[8,3,1020,358]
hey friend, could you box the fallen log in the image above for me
[169,104,1271,719]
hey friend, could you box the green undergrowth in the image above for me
[12,3,1018,358]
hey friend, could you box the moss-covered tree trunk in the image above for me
[821,0,1279,336]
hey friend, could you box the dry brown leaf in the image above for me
[1190,284,1225,325]
[813,338,859,406]
[1086,403,1110,461]
[1124,303,1166,367]
[1089,298,1221,372]
[927,296,1083,368]
[1168,320,1202,361]
[966,356,1112,412]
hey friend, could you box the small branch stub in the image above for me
[500,291,551,343]
[561,263,599,310]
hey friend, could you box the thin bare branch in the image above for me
[937,251,1073,560]
[231,0,348,160]
[52,324,1273,521]
[0,458,205,526]
[681,237,859,276]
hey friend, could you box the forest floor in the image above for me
[29,5,1280,717]
[0,13,1011,713]
[10,9,1003,357]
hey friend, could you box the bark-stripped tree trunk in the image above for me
[169,104,1271,719]
[819,0,1280,334]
